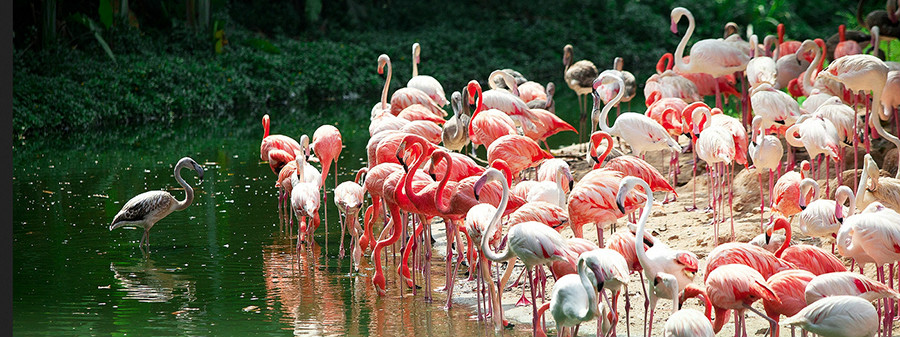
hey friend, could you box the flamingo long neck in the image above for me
[355,168,368,184]
[381,59,392,111]
[774,218,792,257]
[412,44,419,77]
[778,24,785,44]
[873,27,881,57]
[802,41,823,92]
[839,25,846,42]
[174,161,195,211]
[632,179,655,278]
[435,152,455,215]
[655,54,669,74]
[835,186,856,219]
[450,92,464,141]
[262,115,270,138]
[855,160,869,215]
[403,143,430,206]
[591,132,614,168]
[481,171,514,262]
[597,77,625,135]
[554,169,565,206]
[490,160,514,188]
[869,95,900,168]
[673,10,696,73]
[467,83,484,140]
[576,259,599,321]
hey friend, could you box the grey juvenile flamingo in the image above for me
[110,157,204,249]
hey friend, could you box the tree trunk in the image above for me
[42,0,56,50]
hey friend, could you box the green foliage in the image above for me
[98,0,113,29]
[69,13,117,63]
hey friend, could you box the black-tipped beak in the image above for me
[591,155,599,164]
[429,173,437,180]
[568,180,574,191]
[837,216,844,224]
[616,200,626,214]
[764,234,771,245]
[799,204,806,211]
[474,192,480,201]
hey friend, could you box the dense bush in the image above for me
[13,0,871,139]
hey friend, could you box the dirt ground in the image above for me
[421,135,900,337]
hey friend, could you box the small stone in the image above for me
[652,210,665,217]
[669,235,679,240]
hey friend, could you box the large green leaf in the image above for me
[69,13,117,63]
[98,0,113,29]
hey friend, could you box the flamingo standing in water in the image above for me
[407,43,448,107]
[763,269,816,337]
[563,44,599,141]
[290,135,321,245]
[670,7,751,109]
[260,114,303,175]
[110,157,204,249]
[617,176,700,337]
[705,264,780,336]
[334,168,365,270]
[781,296,878,337]
[312,124,342,235]
[478,168,575,337]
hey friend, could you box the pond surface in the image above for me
[12,90,610,336]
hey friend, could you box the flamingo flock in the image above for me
[109,5,900,337]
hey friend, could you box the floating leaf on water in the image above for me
[42,190,53,194]
[242,305,259,312]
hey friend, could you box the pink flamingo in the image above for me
[596,57,637,113]
[371,54,393,117]
[606,228,655,335]
[746,34,777,90]
[290,135,321,245]
[781,295,878,337]
[671,7,751,109]
[645,54,702,105]
[765,215,847,275]
[763,269,816,337]
[581,248,632,337]
[487,134,553,180]
[397,104,446,125]
[389,86,445,118]
[407,43,448,107]
[526,82,556,113]
[260,114,303,175]
[771,160,812,218]
[478,168,575,337]
[804,271,899,303]
[774,35,811,90]
[617,176,700,337]
[796,180,854,253]
[705,264,780,337]
[484,70,540,133]
[334,168,366,269]
[567,168,645,243]
[563,44,599,140]
[667,284,714,337]
[534,255,607,337]
[691,105,736,242]
[359,162,403,254]
[465,80,516,152]
[590,131,678,200]
[776,23,802,58]
[705,242,797,281]
[517,80,547,104]
[785,115,842,196]
[536,158,573,194]
[522,108,577,153]
[834,25,863,59]
[312,124,342,235]
[399,120,442,144]
[749,115,784,227]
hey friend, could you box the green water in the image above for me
[13,91,606,336]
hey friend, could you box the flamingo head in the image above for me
[474,168,505,201]
[676,252,699,278]
[562,44,573,67]
[377,54,389,75]
[373,272,386,295]
[670,7,690,34]
[412,42,420,64]
[678,283,707,309]
[653,272,679,300]
[764,215,790,244]
[645,91,662,107]
[466,80,481,105]
[589,131,613,166]
[777,23,785,43]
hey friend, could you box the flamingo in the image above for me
[483,70,540,132]
[478,168,575,337]
[784,115,842,196]
[465,80,517,153]
[596,57,637,112]
[691,105,736,241]
[522,108,577,153]
[260,114,303,175]
[406,42,448,107]
[567,168,645,243]
[749,115,784,227]
[763,269,816,337]
[110,157,204,249]
[563,44,599,140]
[334,168,365,269]
[359,162,403,255]
[593,74,681,159]
[835,25,864,59]
[765,215,847,275]
[856,153,900,210]
[781,295,878,337]
[804,271,900,303]
[536,158,573,194]
[646,53,703,105]
[512,166,569,208]
[290,136,322,245]
[580,248,632,337]
[774,35,811,90]
[617,176,700,337]
[589,131,678,200]
[667,284,714,337]
[370,55,410,136]
[705,242,797,281]
[776,23,802,59]
[441,91,471,152]
[312,124,342,234]
[671,7,751,109]
[606,227,655,335]
[397,104,447,125]
[796,180,855,252]
[399,120,442,145]
[746,34,777,90]
[389,84,445,118]
[534,256,607,337]
[526,82,556,113]
[705,264,780,336]
[771,160,812,218]
[517,80,547,104]
[486,134,553,180]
